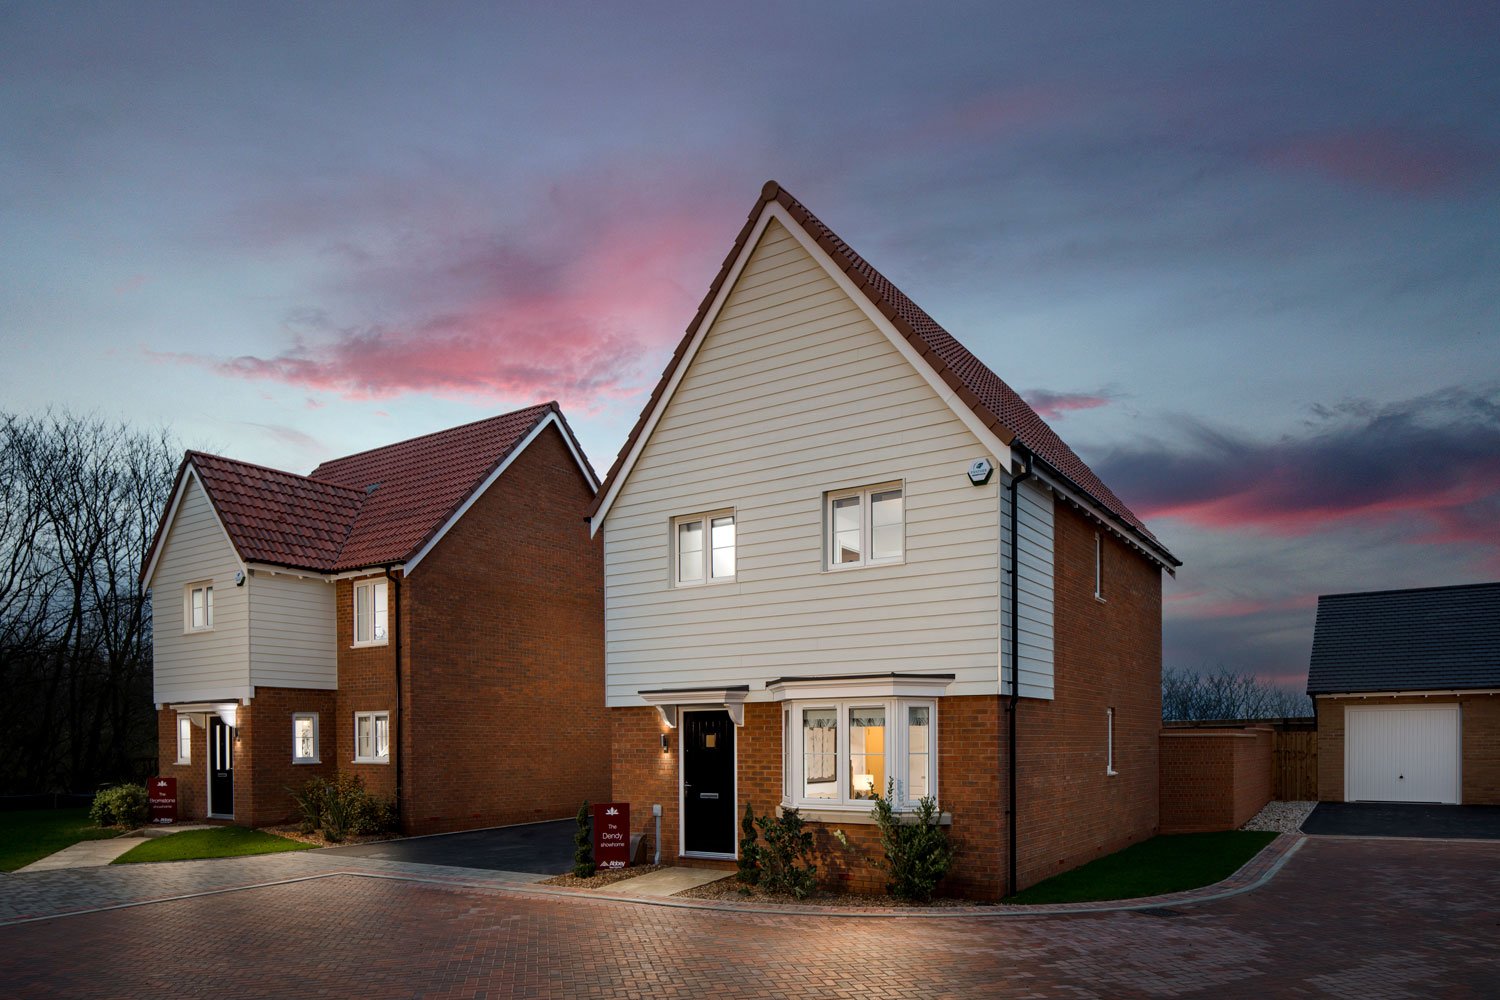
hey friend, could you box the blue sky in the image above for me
[2,2,1497,687]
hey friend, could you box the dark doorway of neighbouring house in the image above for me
[682,709,735,856]
[208,717,234,817]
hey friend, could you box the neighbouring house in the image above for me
[1309,581,1500,806]
[587,181,1181,898]
[143,402,610,833]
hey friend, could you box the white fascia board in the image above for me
[405,411,584,574]
[765,674,955,701]
[589,200,1013,536]
[1315,689,1499,699]
[142,465,247,589]
[1025,462,1178,573]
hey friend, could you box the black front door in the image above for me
[682,710,736,855]
[209,716,234,816]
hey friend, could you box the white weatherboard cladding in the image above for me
[1000,475,1055,699]
[603,219,1003,706]
[151,477,251,704]
[249,571,337,690]
[1346,704,1460,804]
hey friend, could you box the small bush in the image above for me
[572,801,595,877]
[753,807,817,899]
[90,784,149,828]
[736,802,760,885]
[290,773,397,843]
[871,780,954,903]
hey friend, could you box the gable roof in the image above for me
[1307,582,1500,695]
[586,180,1177,567]
[143,402,596,581]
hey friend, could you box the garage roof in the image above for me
[1307,582,1500,694]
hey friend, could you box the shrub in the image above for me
[572,801,596,877]
[291,773,397,843]
[753,808,817,899]
[871,779,954,902]
[736,802,760,885]
[90,784,150,828]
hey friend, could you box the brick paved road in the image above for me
[1,838,1496,998]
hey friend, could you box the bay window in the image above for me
[783,698,936,809]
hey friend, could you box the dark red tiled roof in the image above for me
[589,181,1176,564]
[145,402,579,578]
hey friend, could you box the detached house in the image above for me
[144,402,609,834]
[588,182,1180,898]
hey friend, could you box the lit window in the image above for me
[1106,707,1117,775]
[354,711,389,763]
[176,716,192,764]
[785,698,936,809]
[826,484,903,568]
[673,511,735,585]
[293,713,319,764]
[185,583,214,632]
[353,579,389,645]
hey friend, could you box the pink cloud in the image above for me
[1265,127,1499,193]
[1166,592,1317,621]
[1023,388,1113,420]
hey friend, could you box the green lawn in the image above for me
[1005,831,1279,905]
[0,808,121,872]
[113,826,315,864]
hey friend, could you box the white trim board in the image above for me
[589,202,1013,535]
[142,465,248,589]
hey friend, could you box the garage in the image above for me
[1345,705,1460,803]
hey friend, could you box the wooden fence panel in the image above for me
[1272,730,1318,800]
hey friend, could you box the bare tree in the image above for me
[0,411,177,794]
[1162,666,1312,722]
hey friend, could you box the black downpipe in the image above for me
[385,565,404,827]
[1007,450,1033,897]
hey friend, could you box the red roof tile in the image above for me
[145,402,577,578]
[589,181,1176,565]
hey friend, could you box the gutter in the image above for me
[1006,447,1033,898]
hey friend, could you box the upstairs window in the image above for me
[353,579,389,646]
[185,582,214,632]
[176,716,193,764]
[826,484,903,569]
[673,511,735,586]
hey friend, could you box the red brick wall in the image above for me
[155,708,207,820]
[1317,694,1500,805]
[402,424,610,834]
[335,574,403,804]
[1159,728,1272,833]
[1014,503,1162,889]
[238,687,339,827]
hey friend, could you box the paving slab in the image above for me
[17,838,140,872]
[605,866,729,897]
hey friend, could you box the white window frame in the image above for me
[175,715,193,764]
[292,713,320,764]
[825,482,905,570]
[1106,707,1117,775]
[353,711,390,764]
[671,509,736,587]
[184,582,214,632]
[352,579,389,647]
[781,697,936,811]
[1094,532,1105,602]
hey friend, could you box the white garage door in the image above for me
[1346,705,1460,804]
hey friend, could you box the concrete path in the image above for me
[606,866,728,897]
[16,824,219,873]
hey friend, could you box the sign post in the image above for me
[148,776,178,824]
[592,801,630,870]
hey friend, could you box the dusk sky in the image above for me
[3,3,1497,689]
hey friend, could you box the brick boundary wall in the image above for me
[1159,728,1273,833]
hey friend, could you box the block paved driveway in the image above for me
[1,837,1497,998]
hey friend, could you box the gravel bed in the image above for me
[540,864,666,889]
[1240,800,1316,834]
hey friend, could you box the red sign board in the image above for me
[148,776,177,824]
[592,801,630,870]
